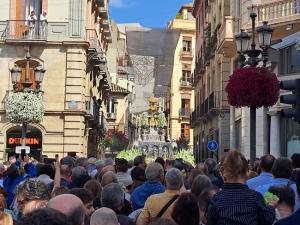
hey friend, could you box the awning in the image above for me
[272,31,300,50]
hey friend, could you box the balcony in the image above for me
[217,16,235,57]
[180,77,193,89]
[180,49,194,60]
[179,108,190,119]
[107,112,117,120]
[99,6,108,19]
[0,20,48,43]
[251,0,300,27]
[86,29,102,53]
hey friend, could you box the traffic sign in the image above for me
[15,146,30,154]
[207,140,218,152]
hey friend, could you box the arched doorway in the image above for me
[6,125,42,161]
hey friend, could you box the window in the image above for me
[182,39,192,52]
[15,59,40,90]
[182,70,191,82]
[235,119,241,150]
[106,98,116,114]
[280,46,300,75]
[181,124,190,141]
[181,99,190,109]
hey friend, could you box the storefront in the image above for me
[6,126,42,160]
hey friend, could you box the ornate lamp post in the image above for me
[9,53,46,148]
[234,10,273,164]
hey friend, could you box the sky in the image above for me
[109,0,192,28]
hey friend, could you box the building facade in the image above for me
[192,0,231,162]
[228,0,300,159]
[168,3,195,148]
[0,0,112,160]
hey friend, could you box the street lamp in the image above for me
[234,12,273,164]
[10,53,46,149]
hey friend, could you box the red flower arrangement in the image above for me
[104,130,129,152]
[226,67,280,108]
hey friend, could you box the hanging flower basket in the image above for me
[6,92,44,124]
[225,67,280,108]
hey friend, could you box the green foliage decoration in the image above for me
[174,149,195,165]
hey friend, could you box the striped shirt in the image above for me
[207,183,275,225]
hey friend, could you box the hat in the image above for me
[60,156,75,167]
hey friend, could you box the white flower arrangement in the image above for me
[6,92,44,124]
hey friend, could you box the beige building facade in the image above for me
[168,4,195,148]
[0,0,112,160]
[192,0,231,162]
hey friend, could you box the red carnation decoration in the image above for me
[226,67,280,108]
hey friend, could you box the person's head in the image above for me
[9,156,16,164]
[148,218,177,225]
[90,207,119,225]
[174,159,184,171]
[60,156,75,168]
[98,165,116,182]
[104,158,115,166]
[296,172,300,196]
[95,160,105,172]
[16,208,70,225]
[48,194,85,225]
[42,11,47,16]
[165,168,183,190]
[191,175,212,196]
[71,166,90,188]
[291,153,300,169]
[172,193,199,225]
[51,187,69,198]
[39,164,55,179]
[145,162,164,183]
[188,169,204,187]
[269,185,295,216]
[134,155,146,170]
[6,164,19,179]
[69,188,94,216]
[195,162,207,174]
[101,183,124,210]
[271,158,293,179]
[16,179,51,214]
[30,11,35,16]
[75,158,88,168]
[83,180,101,199]
[204,158,217,175]
[198,186,220,224]
[259,155,275,173]
[220,150,248,183]
[131,166,146,182]
[155,157,165,168]
[60,164,72,178]
[115,158,128,173]
[101,171,118,187]
[165,159,175,171]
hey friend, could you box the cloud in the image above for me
[110,0,136,8]
[110,0,124,8]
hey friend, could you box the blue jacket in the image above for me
[3,163,36,207]
[130,181,165,210]
[246,172,274,190]
[275,209,300,225]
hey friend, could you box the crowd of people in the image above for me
[0,150,299,225]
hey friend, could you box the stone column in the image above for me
[269,111,281,158]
